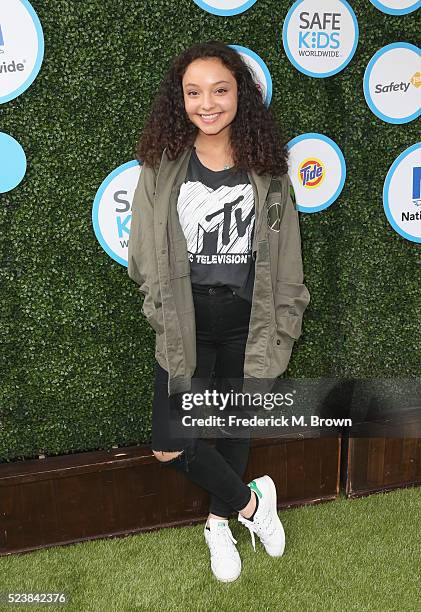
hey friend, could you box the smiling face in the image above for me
[182,57,238,139]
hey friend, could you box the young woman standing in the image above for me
[128,41,310,583]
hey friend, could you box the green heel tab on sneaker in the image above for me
[248,480,263,499]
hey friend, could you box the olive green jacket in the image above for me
[128,146,310,396]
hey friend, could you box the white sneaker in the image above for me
[237,475,285,557]
[204,518,242,583]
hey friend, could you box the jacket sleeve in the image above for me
[274,174,310,350]
[127,163,164,335]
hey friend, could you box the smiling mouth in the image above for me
[199,113,222,122]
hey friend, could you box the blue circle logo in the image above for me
[363,42,421,125]
[287,133,346,213]
[229,45,272,106]
[0,0,44,104]
[192,0,258,16]
[282,0,359,78]
[0,132,27,193]
[92,161,142,266]
[383,143,421,243]
[369,0,421,16]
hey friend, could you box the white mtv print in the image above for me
[177,181,254,256]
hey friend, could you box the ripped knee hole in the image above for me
[152,449,185,462]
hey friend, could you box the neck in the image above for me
[194,126,231,155]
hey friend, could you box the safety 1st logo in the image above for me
[411,72,421,89]
[375,71,421,94]
[298,158,325,189]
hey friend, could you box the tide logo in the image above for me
[298,158,325,188]
[0,25,4,53]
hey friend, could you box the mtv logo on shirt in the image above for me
[177,181,255,260]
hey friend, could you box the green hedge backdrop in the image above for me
[0,0,419,462]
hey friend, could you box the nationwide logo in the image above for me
[401,166,421,221]
[0,0,44,105]
[375,72,421,94]
[411,167,421,208]
[298,11,342,58]
[298,158,325,188]
[0,59,25,76]
[383,143,420,242]
[0,21,25,76]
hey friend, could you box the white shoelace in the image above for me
[207,524,238,560]
[238,510,276,552]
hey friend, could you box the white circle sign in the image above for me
[287,133,346,213]
[92,161,141,266]
[383,143,421,243]
[369,0,421,15]
[282,0,359,78]
[192,0,258,16]
[0,0,44,104]
[230,45,272,105]
[363,42,421,124]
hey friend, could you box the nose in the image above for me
[201,91,215,111]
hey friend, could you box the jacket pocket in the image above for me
[274,314,302,341]
[141,292,164,335]
[155,332,167,370]
[265,331,295,378]
[274,281,303,341]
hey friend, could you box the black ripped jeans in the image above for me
[151,284,253,518]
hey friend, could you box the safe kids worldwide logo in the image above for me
[364,43,421,124]
[229,45,272,106]
[282,0,359,78]
[383,143,421,243]
[192,0,258,16]
[92,161,142,266]
[369,0,421,16]
[287,133,346,213]
[0,0,44,104]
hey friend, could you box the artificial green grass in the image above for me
[1,487,420,612]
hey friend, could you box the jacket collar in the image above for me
[156,146,272,213]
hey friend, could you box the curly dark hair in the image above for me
[136,40,289,177]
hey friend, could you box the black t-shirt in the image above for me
[176,147,255,303]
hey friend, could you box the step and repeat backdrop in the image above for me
[0,0,419,457]
[2,1,419,241]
